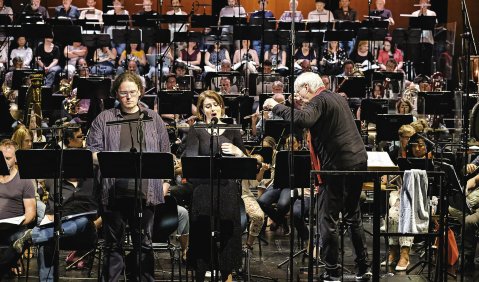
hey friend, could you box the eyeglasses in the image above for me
[118,90,139,97]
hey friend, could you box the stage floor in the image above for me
[2,219,478,281]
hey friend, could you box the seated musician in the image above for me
[349,41,375,67]
[91,44,117,76]
[264,44,287,71]
[279,0,303,22]
[334,0,357,55]
[251,82,285,136]
[307,0,334,23]
[294,42,317,72]
[250,0,275,56]
[450,167,479,272]
[25,0,50,19]
[147,43,174,79]
[166,0,188,42]
[64,41,88,79]
[118,43,148,75]
[204,42,231,73]
[219,77,239,95]
[3,57,24,103]
[79,0,103,21]
[241,154,268,250]
[10,36,33,68]
[233,39,259,74]
[54,0,80,19]
[378,39,404,71]
[0,140,36,277]
[319,41,347,75]
[179,41,202,67]
[370,0,395,26]
[36,35,62,88]
[138,0,157,16]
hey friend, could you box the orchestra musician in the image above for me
[263,72,371,281]
[54,0,80,19]
[79,0,103,22]
[370,0,395,26]
[307,0,334,23]
[25,0,50,19]
[411,0,437,76]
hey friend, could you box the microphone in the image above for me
[210,117,219,125]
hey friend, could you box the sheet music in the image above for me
[367,152,398,171]
[0,215,25,225]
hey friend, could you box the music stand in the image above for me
[220,16,247,27]
[359,99,389,123]
[264,120,292,146]
[417,91,454,116]
[76,77,111,100]
[324,30,355,42]
[249,17,276,30]
[409,16,437,31]
[12,69,42,90]
[233,25,262,41]
[397,157,433,171]
[131,14,162,27]
[356,27,388,41]
[97,152,174,180]
[173,31,203,43]
[81,34,111,48]
[296,30,324,45]
[16,149,94,281]
[190,15,218,28]
[222,95,254,126]
[181,156,256,180]
[375,114,414,142]
[273,150,311,189]
[141,28,170,44]
[102,14,130,27]
[76,19,101,32]
[277,21,305,31]
[112,29,141,45]
[335,21,360,33]
[0,14,12,26]
[263,30,290,45]
[157,91,193,115]
[306,21,333,31]
[336,77,368,98]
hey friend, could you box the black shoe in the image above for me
[282,222,290,236]
[356,264,372,281]
[13,229,32,254]
[319,271,340,282]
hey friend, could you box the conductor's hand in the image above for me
[221,143,244,157]
[263,98,279,111]
[467,163,477,175]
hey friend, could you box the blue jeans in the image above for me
[257,186,291,226]
[293,196,311,241]
[34,216,90,282]
[41,65,61,87]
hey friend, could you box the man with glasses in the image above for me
[87,72,170,281]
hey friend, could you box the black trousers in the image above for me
[102,198,155,282]
[318,162,369,273]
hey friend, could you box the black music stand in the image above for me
[98,151,174,282]
[335,21,360,33]
[81,34,111,48]
[359,99,389,123]
[97,152,174,180]
[131,14,162,27]
[220,16,247,27]
[375,114,414,142]
[296,30,324,45]
[417,91,454,116]
[356,27,388,41]
[16,149,94,281]
[324,30,355,42]
[336,77,368,98]
[173,31,203,43]
[222,95,254,126]
[263,30,290,45]
[11,70,42,90]
[76,19,101,32]
[182,155,256,281]
[409,16,437,31]
[0,14,12,25]
[233,25,262,41]
[75,77,112,123]
[102,14,130,27]
[277,21,305,31]
[112,29,141,45]
[249,17,276,30]
[306,21,333,31]
[190,15,218,28]
[157,91,193,115]
[141,28,170,44]
[273,151,313,268]
[264,120,292,146]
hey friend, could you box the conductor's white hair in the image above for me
[294,72,324,93]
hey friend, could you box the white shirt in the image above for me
[411,9,437,45]
[10,47,33,67]
[307,9,334,23]
[104,10,129,38]
[166,9,188,41]
[79,8,103,22]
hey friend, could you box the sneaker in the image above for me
[282,222,290,236]
[13,229,32,254]
[356,264,372,280]
[319,271,340,282]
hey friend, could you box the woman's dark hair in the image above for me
[63,127,81,146]
[125,43,141,54]
[383,38,396,54]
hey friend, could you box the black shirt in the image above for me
[273,90,367,170]
[36,44,60,67]
[45,178,97,217]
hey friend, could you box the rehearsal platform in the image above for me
[2,219,478,282]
